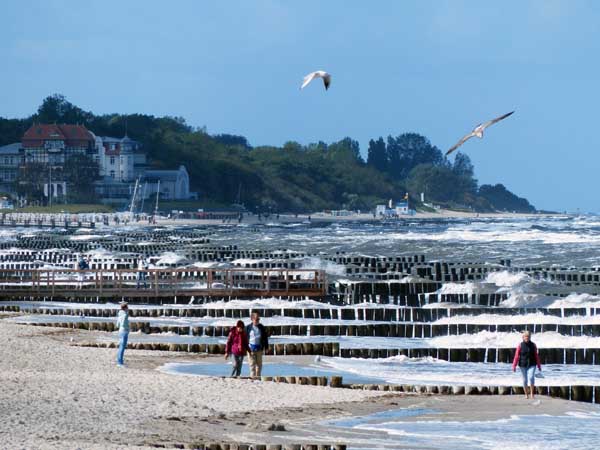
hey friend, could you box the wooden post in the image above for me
[154,270,159,297]
[285,270,289,294]
[171,270,176,296]
[266,270,270,294]
[117,270,122,296]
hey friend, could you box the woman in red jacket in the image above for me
[225,320,250,377]
[512,330,542,399]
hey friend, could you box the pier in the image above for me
[0,268,327,299]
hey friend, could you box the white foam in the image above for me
[429,330,600,349]
[155,252,188,266]
[433,312,600,325]
[318,355,600,386]
[501,293,600,309]
[436,282,481,295]
[485,271,531,288]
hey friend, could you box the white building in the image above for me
[93,134,145,182]
[375,204,388,216]
[142,165,191,200]
[376,200,411,217]
[394,201,409,215]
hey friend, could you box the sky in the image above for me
[1,0,599,212]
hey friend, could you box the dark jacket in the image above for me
[245,323,269,351]
[225,327,249,356]
[512,341,542,370]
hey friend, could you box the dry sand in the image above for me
[2,321,596,449]
[0,322,381,449]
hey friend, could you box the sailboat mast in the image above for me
[153,179,160,220]
[129,178,139,215]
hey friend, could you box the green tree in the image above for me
[479,184,535,213]
[386,133,445,180]
[16,163,45,202]
[63,154,100,203]
[407,164,476,204]
[35,94,94,125]
[367,137,388,172]
[452,152,475,178]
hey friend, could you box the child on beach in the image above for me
[225,320,249,377]
[116,302,130,367]
[512,330,542,399]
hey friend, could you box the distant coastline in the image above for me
[143,209,563,227]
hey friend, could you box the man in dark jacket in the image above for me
[246,312,269,377]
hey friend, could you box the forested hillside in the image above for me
[0,95,535,213]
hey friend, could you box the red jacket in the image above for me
[226,327,249,356]
[512,341,542,371]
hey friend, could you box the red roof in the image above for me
[22,124,93,148]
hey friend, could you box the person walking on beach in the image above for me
[136,256,149,288]
[246,312,269,377]
[76,255,89,289]
[225,320,249,377]
[116,302,130,367]
[512,330,542,399]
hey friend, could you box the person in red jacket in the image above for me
[512,330,542,399]
[225,320,249,377]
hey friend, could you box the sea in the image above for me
[7,214,600,449]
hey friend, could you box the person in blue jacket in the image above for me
[116,302,130,366]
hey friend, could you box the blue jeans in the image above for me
[231,355,244,377]
[520,366,536,387]
[117,331,129,365]
[137,272,148,288]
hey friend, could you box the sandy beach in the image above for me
[2,320,598,449]
[0,321,382,449]
[147,210,560,228]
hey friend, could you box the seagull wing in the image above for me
[481,111,515,130]
[446,132,476,156]
[323,73,331,90]
[300,72,318,90]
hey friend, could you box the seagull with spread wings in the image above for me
[300,70,331,91]
[446,111,515,156]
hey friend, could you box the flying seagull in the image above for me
[300,71,331,91]
[446,111,515,156]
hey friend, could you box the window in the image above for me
[110,170,115,179]
[110,156,115,165]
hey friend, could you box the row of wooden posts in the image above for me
[26,319,600,339]
[8,303,600,320]
[76,341,341,357]
[153,442,347,450]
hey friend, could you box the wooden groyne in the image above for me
[9,304,600,320]
[75,341,340,357]
[25,319,600,339]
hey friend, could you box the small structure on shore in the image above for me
[375,198,415,217]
